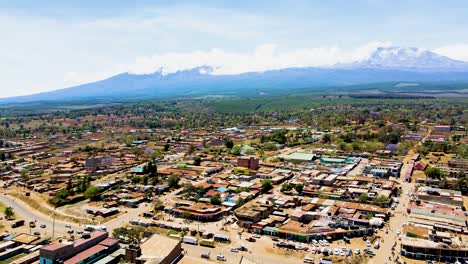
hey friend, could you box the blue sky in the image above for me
[1,0,468,97]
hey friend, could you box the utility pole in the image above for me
[52,208,56,238]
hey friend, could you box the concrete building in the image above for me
[39,231,111,264]
[136,235,182,264]
[237,157,260,170]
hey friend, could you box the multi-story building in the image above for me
[237,157,260,170]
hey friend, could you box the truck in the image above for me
[183,236,198,245]
[319,258,333,264]
[84,225,107,231]
[213,234,230,243]
[11,220,25,228]
[200,239,215,248]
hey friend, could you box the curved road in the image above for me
[0,194,76,237]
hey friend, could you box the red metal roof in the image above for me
[64,244,106,264]
[99,237,119,247]
[41,242,69,251]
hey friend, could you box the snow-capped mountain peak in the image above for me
[346,46,468,71]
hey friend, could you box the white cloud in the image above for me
[127,41,392,75]
[433,44,468,62]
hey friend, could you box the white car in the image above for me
[230,247,239,253]
[340,250,345,256]
[396,230,401,235]
[354,249,360,255]
[311,247,316,254]
[216,255,226,261]
[65,224,72,228]
[366,240,371,247]
[334,248,340,255]
[296,245,307,250]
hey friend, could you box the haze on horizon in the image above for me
[1,0,468,98]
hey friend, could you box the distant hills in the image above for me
[3,46,468,103]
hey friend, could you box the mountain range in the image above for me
[3,46,468,103]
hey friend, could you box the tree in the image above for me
[294,184,304,194]
[457,171,467,194]
[372,195,391,207]
[263,142,277,151]
[210,193,222,205]
[425,167,444,179]
[141,175,149,185]
[66,178,73,191]
[261,179,273,193]
[322,134,332,143]
[281,183,293,192]
[143,161,157,176]
[193,156,202,166]
[20,169,29,182]
[84,186,101,201]
[131,175,141,184]
[230,145,242,156]
[153,198,164,211]
[438,176,448,189]
[236,197,245,207]
[224,138,234,149]
[4,206,14,220]
[164,143,170,152]
[55,189,69,200]
[258,149,265,161]
[168,175,180,188]
[358,193,368,203]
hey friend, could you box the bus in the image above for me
[200,239,215,248]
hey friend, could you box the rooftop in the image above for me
[139,234,181,262]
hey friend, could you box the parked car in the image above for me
[354,249,360,255]
[201,253,210,259]
[230,247,239,253]
[246,237,256,242]
[216,255,226,261]
[33,231,40,236]
[296,245,308,251]
[40,224,46,228]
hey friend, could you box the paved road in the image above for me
[0,194,76,237]
[181,243,302,264]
